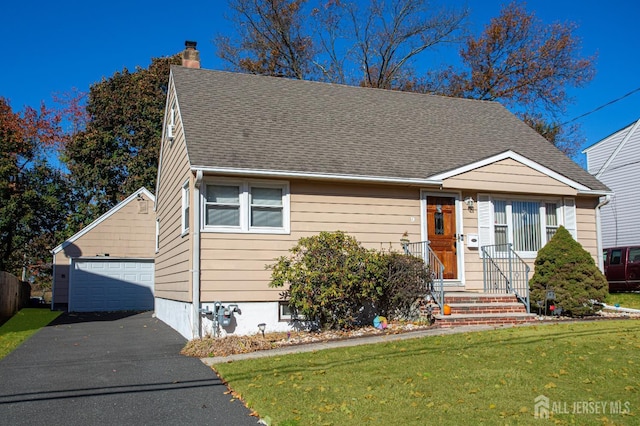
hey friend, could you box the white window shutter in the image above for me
[563,198,577,240]
[477,194,492,252]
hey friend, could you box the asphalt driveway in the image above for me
[0,311,257,426]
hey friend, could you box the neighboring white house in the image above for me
[583,118,640,249]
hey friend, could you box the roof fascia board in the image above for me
[594,118,640,178]
[155,72,177,211]
[428,150,591,191]
[582,118,639,154]
[576,189,614,196]
[191,166,442,186]
[52,187,155,254]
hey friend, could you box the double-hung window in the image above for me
[205,184,241,228]
[250,186,284,228]
[203,179,289,233]
[483,196,568,258]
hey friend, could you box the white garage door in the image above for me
[69,259,154,312]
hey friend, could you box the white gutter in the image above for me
[595,195,611,272]
[190,166,442,186]
[192,170,203,339]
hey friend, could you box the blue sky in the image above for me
[2,1,638,166]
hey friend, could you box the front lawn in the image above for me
[0,308,61,359]
[606,292,640,309]
[213,320,640,425]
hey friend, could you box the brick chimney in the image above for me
[182,41,200,69]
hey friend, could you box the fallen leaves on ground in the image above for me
[181,322,433,358]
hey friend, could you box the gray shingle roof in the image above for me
[171,66,608,192]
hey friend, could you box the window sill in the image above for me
[202,227,290,235]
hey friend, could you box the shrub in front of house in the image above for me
[268,231,432,330]
[529,226,608,316]
[377,252,432,320]
[269,231,387,330]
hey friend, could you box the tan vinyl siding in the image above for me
[62,194,155,258]
[53,252,70,303]
[52,193,156,303]
[576,197,599,260]
[443,158,578,196]
[200,180,424,301]
[154,82,192,302]
[460,190,485,291]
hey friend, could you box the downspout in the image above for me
[192,170,203,338]
[595,195,611,272]
[50,250,55,311]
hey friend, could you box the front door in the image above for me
[426,196,457,279]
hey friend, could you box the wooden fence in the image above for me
[0,271,31,318]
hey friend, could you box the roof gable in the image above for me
[430,150,590,191]
[52,187,155,254]
[170,66,608,193]
[585,119,640,179]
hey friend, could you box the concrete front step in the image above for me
[435,312,537,327]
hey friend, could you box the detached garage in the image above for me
[52,188,156,312]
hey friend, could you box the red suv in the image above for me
[603,246,640,292]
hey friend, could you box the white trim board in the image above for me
[427,150,591,192]
[191,166,443,186]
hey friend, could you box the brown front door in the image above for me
[426,196,457,279]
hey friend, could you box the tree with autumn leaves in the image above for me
[218,0,595,155]
[0,98,72,285]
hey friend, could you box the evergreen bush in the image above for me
[529,226,608,316]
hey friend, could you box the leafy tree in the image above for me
[425,2,595,154]
[62,55,181,226]
[529,226,608,317]
[269,231,388,330]
[0,97,70,285]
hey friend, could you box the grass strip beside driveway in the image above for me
[606,292,640,309]
[0,308,61,359]
[213,320,640,426]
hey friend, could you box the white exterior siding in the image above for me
[584,119,640,248]
[584,127,628,174]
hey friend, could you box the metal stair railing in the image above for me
[481,243,530,312]
[402,241,445,309]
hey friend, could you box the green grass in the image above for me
[0,308,61,359]
[214,321,640,425]
[606,292,640,309]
